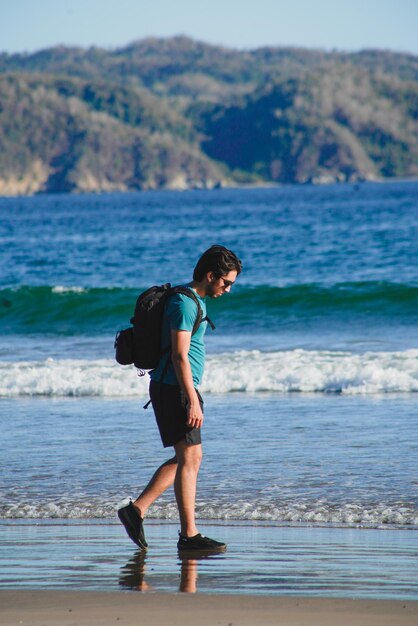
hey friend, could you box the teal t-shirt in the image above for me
[150,288,207,387]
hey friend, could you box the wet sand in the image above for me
[1,590,417,626]
[1,520,417,599]
[1,519,417,626]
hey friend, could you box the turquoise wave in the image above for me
[1,282,418,335]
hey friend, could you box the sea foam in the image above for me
[1,498,416,528]
[1,349,418,397]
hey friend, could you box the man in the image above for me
[118,245,242,552]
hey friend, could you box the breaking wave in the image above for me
[1,348,418,396]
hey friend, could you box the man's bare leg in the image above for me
[173,440,202,537]
[133,456,177,516]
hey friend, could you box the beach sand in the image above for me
[1,590,417,626]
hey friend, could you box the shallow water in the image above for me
[1,394,416,528]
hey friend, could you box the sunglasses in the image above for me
[218,277,235,289]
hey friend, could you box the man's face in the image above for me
[206,270,238,298]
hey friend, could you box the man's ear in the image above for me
[206,271,216,283]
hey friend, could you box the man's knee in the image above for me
[189,444,203,468]
[175,442,202,469]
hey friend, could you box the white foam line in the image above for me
[1,349,418,397]
[1,499,417,527]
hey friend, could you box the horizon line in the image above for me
[1,34,417,59]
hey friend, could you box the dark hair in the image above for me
[193,245,242,281]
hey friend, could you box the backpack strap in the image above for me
[170,286,216,333]
[158,286,214,382]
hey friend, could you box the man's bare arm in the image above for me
[170,329,203,428]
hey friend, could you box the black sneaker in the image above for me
[177,533,226,552]
[118,501,148,549]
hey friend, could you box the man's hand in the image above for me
[187,394,204,429]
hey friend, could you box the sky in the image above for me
[1,0,418,56]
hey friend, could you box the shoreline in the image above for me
[1,176,417,198]
[1,591,417,626]
[2,517,418,532]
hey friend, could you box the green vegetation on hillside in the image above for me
[0,37,417,194]
[200,67,418,183]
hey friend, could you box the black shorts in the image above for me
[149,380,203,448]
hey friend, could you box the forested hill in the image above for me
[1,37,417,194]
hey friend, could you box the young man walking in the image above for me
[118,245,242,552]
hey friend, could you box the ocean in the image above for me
[0,182,417,531]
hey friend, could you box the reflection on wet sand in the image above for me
[119,549,226,593]
[119,549,150,591]
[178,549,228,593]
[179,557,198,593]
